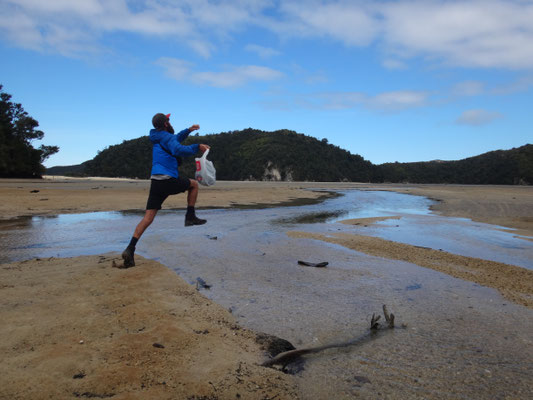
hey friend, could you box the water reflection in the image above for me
[1,190,531,268]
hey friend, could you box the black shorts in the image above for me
[146,177,191,210]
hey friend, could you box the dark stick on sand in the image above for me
[297,260,329,268]
[262,305,396,368]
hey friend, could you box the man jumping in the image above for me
[122,113,210,267]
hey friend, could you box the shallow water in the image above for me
[1,190,532,399]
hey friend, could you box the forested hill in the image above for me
[376,144,533,185]
[46,128,532,184]
[49,129,375,181]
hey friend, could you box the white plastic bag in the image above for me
[195,148,216,186]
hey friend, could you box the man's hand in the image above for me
[199,144,210,153]
[189,124,200,132]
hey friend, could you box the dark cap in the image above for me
[152,113,171,129]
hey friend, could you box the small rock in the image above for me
[354,375,371,384]
[79,340,84,344]
[196,277,212,290]
[153,343,165,349]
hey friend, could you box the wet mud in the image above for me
[1,190,532,399]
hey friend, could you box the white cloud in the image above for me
[455,109,503,125]
[0,10,43,50]
[0,0,265,57]
[10,0,104,16]
[380,0,533,69]
[2,0,533,70]
[188,40,213,59]
[193,65,284,88]
[245,44,281,59]
[382,59,408,70]
[491,75,533,95]
[155,57,284,88]
[451,81,485,96]
[296,90,430,111]
[290,64,329,85]
[155,57,192,81]
[301,92,366,110]
[273,0,533,69]
[369,91,429,111]
[277,1,378,46]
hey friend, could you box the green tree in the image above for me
[0,85,59,178]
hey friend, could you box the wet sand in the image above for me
[357,184,533,237]
[1,178,531,236]
[0,177,329,220]
[0,254,297,399]
[288,230,533,308]
[1,178,532,398]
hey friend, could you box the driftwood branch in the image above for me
[383,304,395,328]
[297,260,329,268]
[262,305,396,368]
[370,313,381,330]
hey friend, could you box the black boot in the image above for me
[121,246,135,267]
[185,215,207,226]
[185,206,206,227]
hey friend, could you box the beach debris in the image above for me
[73,391,115,398]
[206,235,218,240]
[196,277,212,290]
[262,305,398,370]
[152,343,165,349]
[72,372,86,379]
[382,304,395,329]
[30,190,39,193]
[370,313,381,330]
[297,260,328,268]
[353,375,371,386]
[79,340,84,344]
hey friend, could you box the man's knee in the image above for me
[189,179,199,189]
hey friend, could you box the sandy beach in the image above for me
[1,177,532,399]
[1,178,531,236]
[0,254,298,399]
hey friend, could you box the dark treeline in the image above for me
[376,145,532,185]
[47,128,532,185]
[1,85,58,178]
[67,128,375,182]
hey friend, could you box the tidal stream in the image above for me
[1,190,532,399]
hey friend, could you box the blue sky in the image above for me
[1,0,532,168]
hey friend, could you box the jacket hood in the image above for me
[149,128,170,142]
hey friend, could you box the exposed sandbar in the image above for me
[287,231,533,308]
[0,254,297,399]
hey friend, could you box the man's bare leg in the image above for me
[185,179,207,226]
[187,179,199,207]
[134,209,158,238]
[122,209,158,267]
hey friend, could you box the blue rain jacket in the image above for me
[149,128,199,178]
